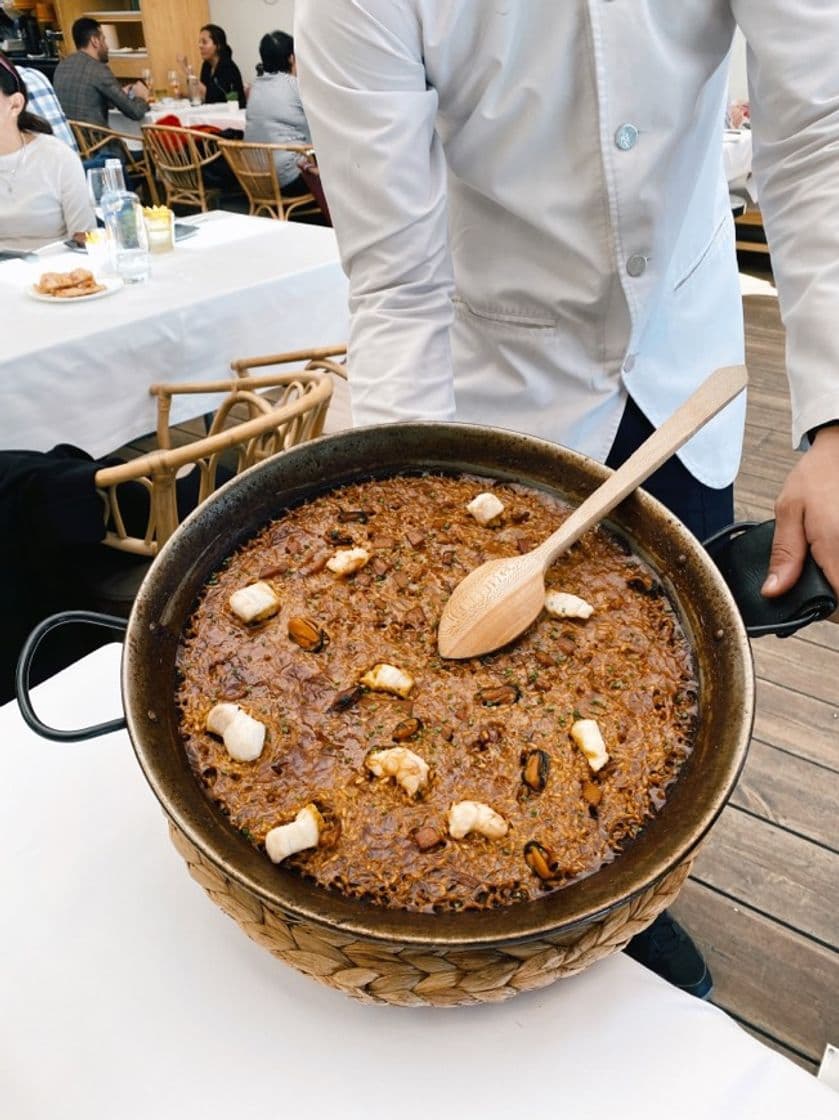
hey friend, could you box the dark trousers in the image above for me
[605,395,734,542]
[281,174,311,198]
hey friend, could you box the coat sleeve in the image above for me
[732,0,839,445]
[296,0,456,426]
[94,64,148,120]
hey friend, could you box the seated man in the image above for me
[54,17,149,136]
[18,66,78,152]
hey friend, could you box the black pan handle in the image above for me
[16,611,128,741]
[703,520,837,638]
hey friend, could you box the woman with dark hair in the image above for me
[245,31,312,198]
[0,53,94,251]
[180,24,246,108]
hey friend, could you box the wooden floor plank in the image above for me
[798,618,839,654]
[753,635,839,708]
[730,739,839,851]
[691,807,839,946]
[752,678,839,772]
[672,880,839,1062]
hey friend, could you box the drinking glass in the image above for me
[167,69,181,99]
[109,197,151,284]
[143,206,175,254]
[187,73,201,107]
[86,167,108,208]
[84,228,112,276]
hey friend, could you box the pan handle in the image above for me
[16,612,128,741]
[703,521,837,638]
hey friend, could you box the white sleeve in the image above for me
[733,0,839,444]
[296,0,456,426]
[57,143,96,240]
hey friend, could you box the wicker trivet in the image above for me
[170,821,694,1007]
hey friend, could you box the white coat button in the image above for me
[623,354,636,373]
[626,254,647,277]
[615,124,639,151]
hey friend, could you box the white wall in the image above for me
[208,0,295,87]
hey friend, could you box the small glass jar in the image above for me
[143,206,175,254]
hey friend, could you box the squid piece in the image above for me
[228,580,281,624]
[366,746,430,798]
[447,800,509,840]
[466,491,505,526]
[570,718,609,772]
[544,591,594,620]
[206,702,266,762]
[265,803,324,864]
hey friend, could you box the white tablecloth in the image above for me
[724,127,755,198]
[1,645,836,1120]
[111,101,247,149]
[0,213,348,457]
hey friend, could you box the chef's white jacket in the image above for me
[297,0,839,487]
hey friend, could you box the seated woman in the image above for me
[181,24,246,109]
[244,31,312,201]
[0,54,95,252]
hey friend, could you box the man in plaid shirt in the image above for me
[18,66,78,152]
[54,16,149,131]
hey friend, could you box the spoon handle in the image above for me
[536,363,748,568]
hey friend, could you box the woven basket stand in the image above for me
[170,821,694,1007]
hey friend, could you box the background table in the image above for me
[1,646,837,1120]
[111,101,247,149]
[0,213,348,457]
[724,127,755,199]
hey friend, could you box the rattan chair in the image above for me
[230,343,347,392]
[141,122,223,212]
[69,119,159,205]
[95,362,336,560]
[218,139,322,220]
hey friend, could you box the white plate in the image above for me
[27,276,124,304]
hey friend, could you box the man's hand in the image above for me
[762,427,839,611]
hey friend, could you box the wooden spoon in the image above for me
[437,363,748,659]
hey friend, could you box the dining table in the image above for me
[724,127,755,200]
[2,644,837,1120]
[110,99,247,150]
[0,211,348,458]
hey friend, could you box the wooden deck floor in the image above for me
[120,292,837,1073]
[671,294,838,1073]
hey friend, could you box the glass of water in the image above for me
[109,196,151,284]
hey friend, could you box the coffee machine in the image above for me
[43,27,61,58]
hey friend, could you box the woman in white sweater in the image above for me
[0,54,95,252]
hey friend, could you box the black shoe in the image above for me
[624,911,713,999]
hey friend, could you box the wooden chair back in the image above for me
[141,123,222,212]
[217,139,321,220]
[230,344,348,390]
[94,358,339,558]
[69,118,159,205]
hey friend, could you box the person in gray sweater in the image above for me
[244,31,311,198]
